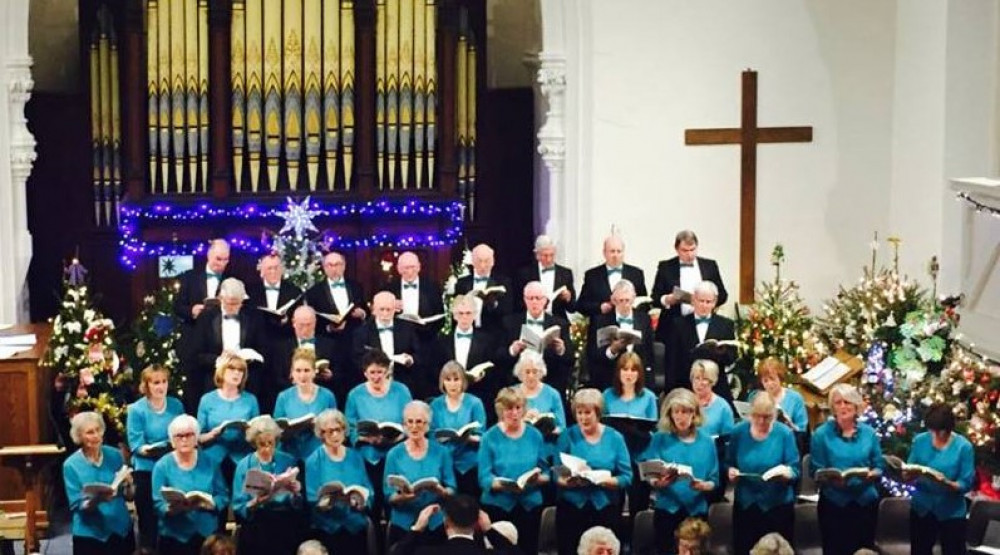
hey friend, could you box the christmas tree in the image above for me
[265,196,329,290]
[127,282,184,395]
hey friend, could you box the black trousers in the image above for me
[133,470,158,549]
[817,495,877,555]
[484,503,542,555]
[911,510,967,555]
[364,458,388,521]
[72,531,134,555]
[556,498,622,555]
[732,502,794,555]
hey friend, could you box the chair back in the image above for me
[707,502,733,555]
[875,496,912,555]
[793,502,822,555]
[538,505,558,555]
[632,509,656,555]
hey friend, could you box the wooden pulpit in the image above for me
[0,324,58,552]
[0,445,65,552]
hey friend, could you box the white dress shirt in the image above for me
[695,317,710,343]
[264,281,281,310]
[401,279,421,315]
[377,320,396,356]
[679,260,702,316]
[454,326,474,368]
[222,315,241,351]
[328,278,350,313]
[205,267,220,300]
[605,265,623,291]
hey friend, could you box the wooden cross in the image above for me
[685,70,813,304]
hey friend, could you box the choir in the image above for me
[65,232,977,555]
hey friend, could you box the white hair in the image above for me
[246,415,282,445]
[404,400,433,422]
[168,414,200,438]
[693,280,718,299]
[296,539,329,555]
[69,412,105,445]
[514,350,548,380]
[611,279,636,297]
[218,277,248,300]
[578,526,621,555]
[534,235,557,251]
[486,520,519,548]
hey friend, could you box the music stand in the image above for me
[0,444,65,553]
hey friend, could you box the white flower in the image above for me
[84,310,95,322]
[54,346,69,361]
[461,249,473,267]
[444,275,457,295]
[64,321,82,334]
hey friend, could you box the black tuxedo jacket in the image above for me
[394,530,513,555]
[305,277,367,335]
[514,263,576,320]
[663,313,736,401]
[454,273,514,333]
[190,307,270,401]
[435,328,500,419]
[577,263,647,317]
[498,312,574,394]
[351,317,427,397]
[245,278,302,339]
[383,278,446,337]
[651,256,729,318]
[586,310,654,391]
[172,267,235,325]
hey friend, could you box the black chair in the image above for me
[631,509,656,555]
[875,496,912,555]
[652,341,667,394]
[797,453,817,500]
[707,502,733,555]
[538,505,557,555]
[793,502,822,555]
[968,498,1000,548]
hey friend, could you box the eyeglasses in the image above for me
[405,419,427,425]
[320,427,344,435]
[750,413,774,421]
[173,432,196,440]
[524,295,546,301]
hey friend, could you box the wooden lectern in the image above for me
[0,445,65,552]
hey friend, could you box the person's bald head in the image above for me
[603,236,624,267]
[207,239,231,273]
[397,252,421,282]
[372,291,396,324]
[292,305,317,339]
[471,244,495,277]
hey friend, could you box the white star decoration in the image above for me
[276,196,321,238]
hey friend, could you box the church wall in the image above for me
[572,0,900,311]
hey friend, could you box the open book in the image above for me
[596,326,643,349]
[735,464,793,482]
[316,481,370,510]
[276,413,315,435]
[801,353,863,393]
[547,285,569,304]
[733,400,753,420]
[243,467,299,497]
[632,296,654,310]
[356,420,405,443]
[814,467,872,482]
[496,467,542,492]
[465,361,493,382]
[433,422,481,443]
[520,324,561,352]
[235,348,264,363]
[471,285,507,301]
[212,419,250,434]
[883,454,946,482]
[386,474,445,496]
[553,452,613,485]
[316,359,331,372]
[138,440,172,458]
[637,460,696,482]
[161,487,215,511]
[82,465,132,499]
[602,414,657,434]
[672,286,693,305]
[524,412,560,438]
[317,304,355,326]
[256,295,301,318]
[397,313,446,326]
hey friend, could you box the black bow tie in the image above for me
[223,314,239,321]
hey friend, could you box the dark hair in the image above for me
[441,493,479,529]
[923,403,956,433]
[361,349,392,372]
[612,352,646,396]
[674,230,699,248]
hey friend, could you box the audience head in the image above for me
[214,351,249,389]
[292,305,318,338]
[258,253,284,285]
[403,400,432,440]
[689,359,720,398]
[659,388,703,435]
[756,357,787,397]
[313,409,348,446]
[295,539,329,555]
[397,251,421,282]
[245,415,281,457]
[441,493,480,533]
[613,352,646,396]
[578,526,621,555]
[523,281,548,317]
[514,350,547,386]
[439,360,469,395]
[322,252,346,280]
[828,383,864,424]
[471,244,495,277]
[924,402,957,442]
[674,230,699,263]
[749,532,793,555]
[487,520,519,549]
[167,414,200,453]
[361,349,392,387]
[451,294,477,331]
[691,280,718,317]
[69,411,106,447]
[138,364,171,399]
[200,533,236,555]
[218,278,247,315]
[610,279,636,315]
[206,239,231,274]
[675,517,711,555]
[372,291,397,324]
[602,235,625,268]
[494,386,527,428]
[534,235,558,268]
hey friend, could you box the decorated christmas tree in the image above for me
[127,282,184,395]
[265,196,329,290]
[44,259,132,438]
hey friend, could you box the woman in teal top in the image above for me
[429,360,487,497]
[691,359,735,438]
[196,352,261,473]
[555,388,633,555]
[273,348,337,462]
[907,402,975,555]
[305,409,373,555]
[231,416,304,555]
[754,357,808,432]
[384,400,456,550]
[809,383,883,555]
[63,411,134,555]
[126,364,185,550]
[345,349,413,518]
[639,388,719,555]
[152,414,229,555]
[726,391,800,555]
[515,351,567,462]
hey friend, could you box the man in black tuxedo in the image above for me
[245,253,302,344]
[662,280,735,403]
[514,235,576,321]
[578,235,648,318]
[384,251,445,338]
[189,278,271,410]
[454,243,513,334]
[273,305,346,406]
[393,494,513,555]
[304,251,367,377]
[586,279,655,392]
[652,229,729,319]
[498,281,574,400]
[435,294,499,414]
[351,291,426,398]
